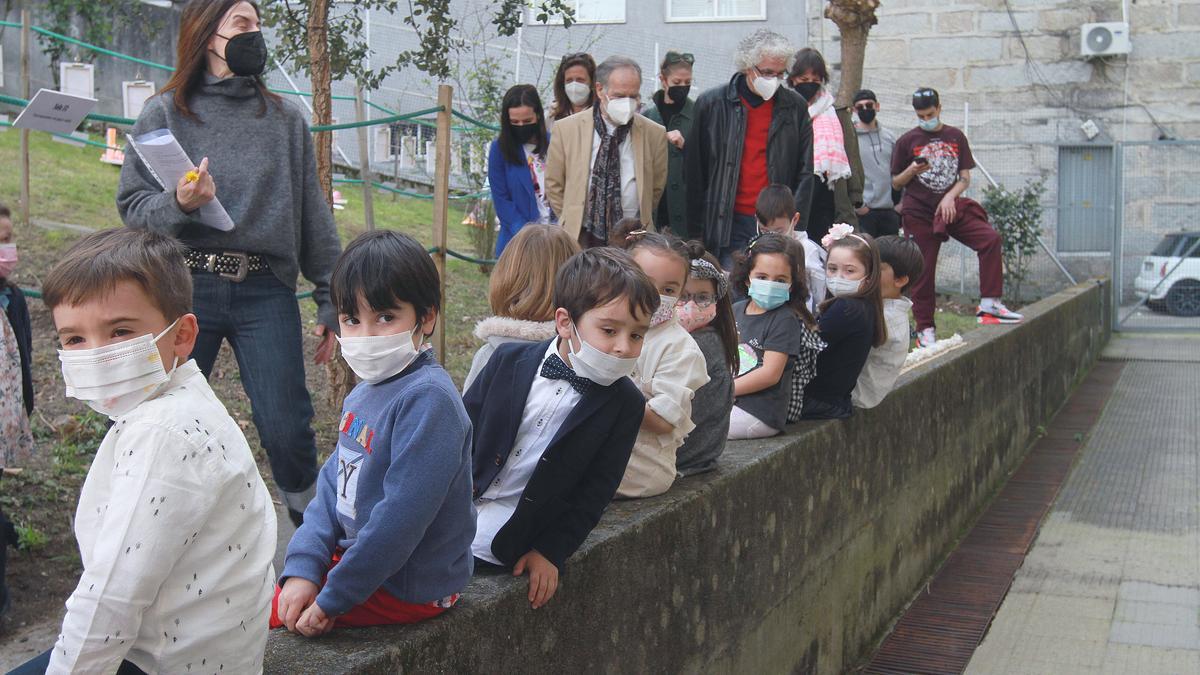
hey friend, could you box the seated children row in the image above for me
[33,212,920,670]
[29,227,661,673]
[729,184,925,438]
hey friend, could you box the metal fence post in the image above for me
[1111,143,1124,332]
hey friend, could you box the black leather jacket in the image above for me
[685,73,815,252]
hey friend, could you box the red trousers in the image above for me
[905,204,1004,331]
[269,553,453,629]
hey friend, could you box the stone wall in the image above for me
[809,1,1200,299]
[264,280,1111,675]
[809,0,1200,145]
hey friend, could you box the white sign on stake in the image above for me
[59,62,95,99]
[13,88,97,134]
[122,81,157,120]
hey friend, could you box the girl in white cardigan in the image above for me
[463,224,580,392]
[611,220,709,499]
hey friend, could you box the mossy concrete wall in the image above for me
[265,280,1111,674]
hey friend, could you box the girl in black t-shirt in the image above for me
[803,227,887,419]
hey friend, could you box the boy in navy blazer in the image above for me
[464,248,659,609]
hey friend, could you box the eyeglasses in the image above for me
[748,65,787,78]
[679,292,717,308]
[664,52,694,66]
[913,88,937,98]
[561,52,591,63]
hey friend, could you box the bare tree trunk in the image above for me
[306,0,355,403]
[825,0,879,108]
[307,0,333,203]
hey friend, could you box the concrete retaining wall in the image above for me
[265,280,1111,674]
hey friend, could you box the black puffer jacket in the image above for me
[685,73,815,252]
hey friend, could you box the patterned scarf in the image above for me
[808,90,852,186]
[583,103,631,241]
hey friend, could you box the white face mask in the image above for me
[564,81,591,106]
[567,325,638,386]
[337,326,421,384]
[752,73,781,101]
[650,295,678,328]
[826,276,863,297]
[604,96,637,126]
[59,318,181,419]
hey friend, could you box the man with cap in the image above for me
[852,89,901,238]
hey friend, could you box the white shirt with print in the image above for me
[48,361,277,675]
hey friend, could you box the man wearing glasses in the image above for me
[546,56,669,248]
[685,29,815,269]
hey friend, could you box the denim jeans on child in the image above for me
[189,271,319,516]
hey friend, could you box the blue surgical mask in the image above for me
[748,279,791,311]
[918,117,940,132]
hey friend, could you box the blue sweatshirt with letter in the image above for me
[281,351,476,615]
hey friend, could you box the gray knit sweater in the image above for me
[117,75,341,328]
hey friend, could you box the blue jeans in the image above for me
[189,272,319,496]
[719,213,760,270]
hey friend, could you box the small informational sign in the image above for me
[59,62,95,99]
[122,80,157,120]
[12,88,97,134]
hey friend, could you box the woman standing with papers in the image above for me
[116,0,341,527]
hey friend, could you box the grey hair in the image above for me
[595,56,642,88]
[733,29,795,72]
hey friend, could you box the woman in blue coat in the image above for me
[488,85,553,257]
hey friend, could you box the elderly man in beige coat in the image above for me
[546,55,669,247]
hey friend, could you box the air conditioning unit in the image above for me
[1081,22,1131,57]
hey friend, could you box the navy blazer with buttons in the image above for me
[462,338,645,570]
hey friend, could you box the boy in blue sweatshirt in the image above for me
[464,248,657,609]
[275,231,475,636]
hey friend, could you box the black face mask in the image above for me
[793,82,821,102]
[216,31,267,77]
[666,85,690,104]
[510,124,538,144]
[856,107,877,124]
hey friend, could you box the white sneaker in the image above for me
[977,301,1023,324]
[916,328,937,348]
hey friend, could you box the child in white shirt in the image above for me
[24,229,276,675]
[852,235,925,408]
[611,220,708,498]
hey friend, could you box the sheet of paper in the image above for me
[126,129,235,232]
[12,88,97,134]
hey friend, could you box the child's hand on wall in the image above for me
[296,602,335,637]
[276,577,320,632]
[513,550,559,610]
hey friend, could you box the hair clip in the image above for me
[690,258,730,299]
[821,223,860,249]
[625,229,648,240]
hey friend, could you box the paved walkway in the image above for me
[967,334,1200,674]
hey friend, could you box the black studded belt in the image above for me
[184,249,268,282]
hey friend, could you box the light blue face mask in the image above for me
[748,278,791,310]
[918,117,940,132]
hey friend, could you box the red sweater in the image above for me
[735,96,774,216]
